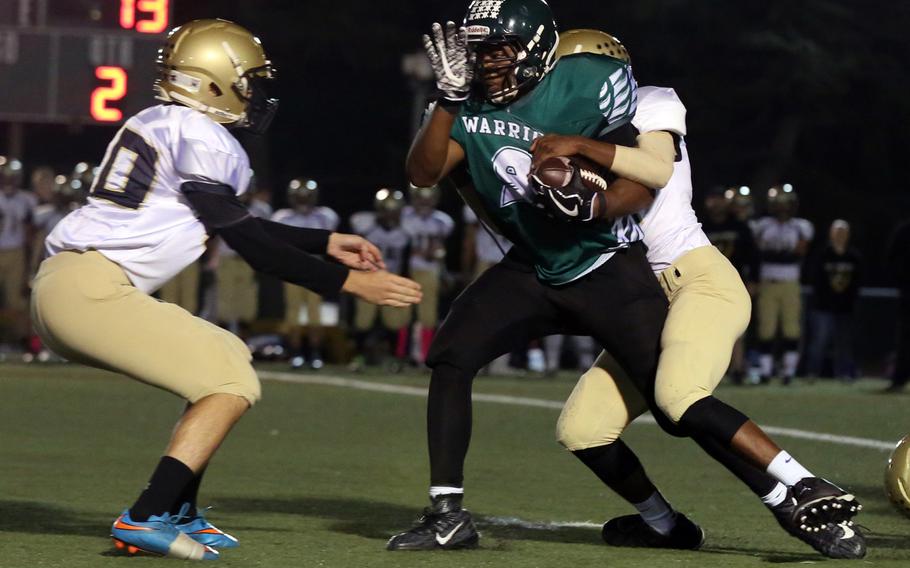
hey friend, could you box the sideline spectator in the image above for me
[806,220,862,380]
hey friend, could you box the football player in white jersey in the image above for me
[271,178,340,369]
[752,186,814,384]
[32,19,421,560]
[529,30,863,559]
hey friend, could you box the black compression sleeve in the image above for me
[258,218,331,254]
[182,182,349,295]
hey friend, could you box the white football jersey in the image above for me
[634,86,711,274]
[753,216,814,281]
[270,206,339,232]
[46,105,251,293]
[0,189,37,250]
[350,211,411,275]
[401,206,454,273]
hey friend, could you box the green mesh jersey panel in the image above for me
[450,54,643,285]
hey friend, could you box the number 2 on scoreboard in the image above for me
[91,66,127,122]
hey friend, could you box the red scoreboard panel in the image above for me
[0,0,173,124]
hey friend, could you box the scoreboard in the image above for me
[0,0,173,124]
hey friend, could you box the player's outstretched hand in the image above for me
[327,233,386,271]
[423,21,474,104]
[342,270,423,307]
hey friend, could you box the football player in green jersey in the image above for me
[388,0,700,551]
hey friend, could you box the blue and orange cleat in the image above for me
[111,509,219,560]
[176,505,239,549]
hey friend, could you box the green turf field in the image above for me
[1,362,909,567]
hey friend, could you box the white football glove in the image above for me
[423,21,475,104]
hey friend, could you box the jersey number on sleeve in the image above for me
[92,128,159,209]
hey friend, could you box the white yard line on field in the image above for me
[259,371,896,452]
[481,516,602,530]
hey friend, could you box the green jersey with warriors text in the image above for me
[450,53,644,285]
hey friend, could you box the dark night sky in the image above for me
[4,1,909,283]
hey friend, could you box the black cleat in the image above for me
[772,489,866,559]
[791,477,861,528]
[386,495,479,551]
[601,513,704,550]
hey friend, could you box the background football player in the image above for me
[753,185,813,384]
[546,30,863,558]
[0,156,35,351]
[388,0,687,551]
[271,178,340,369]
[349,188,413,371]
[31,19,421,560]
[401,184,454,365]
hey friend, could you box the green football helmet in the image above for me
[463,0,559,104]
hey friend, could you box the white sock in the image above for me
[633,491,677,536]
[759,353,774,377]
[766,451,814,486]
[760,482,789,508]
[429,486,464,498]
[782,350,800,378]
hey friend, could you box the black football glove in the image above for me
[530,169,605,223]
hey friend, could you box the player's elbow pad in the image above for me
[610,131,676,189]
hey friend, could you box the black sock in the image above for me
[427,363,475,487]
[173,467,206,518]
[572,441,657,504]
[130,456,196,522]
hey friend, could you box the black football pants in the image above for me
[425,243,668,487]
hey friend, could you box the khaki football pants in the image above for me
[31,251,260,405]
[557,246,751,450]
[757,280,802,341]
[354,298,411,331]
[283,284,322,328]
[411,269,441,327]
[158,262,200,314]
[216,255,257,323]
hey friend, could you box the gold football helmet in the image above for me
[555,29,630,63]
[155,19,278,133]
[0,156,24,189]
[886,435,910,518]
[409,184,441,209]
[375,188,406,213]
[287,178,319,208]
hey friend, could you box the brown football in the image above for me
[532,155,610,192]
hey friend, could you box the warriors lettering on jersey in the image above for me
[46,104,251,293]
[460,117,543,143]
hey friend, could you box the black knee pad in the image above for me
[572,440,642,486]
[650,404,689,438]
[678,396,748,445]
[758,340,774,353]
[781,339,799,351]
